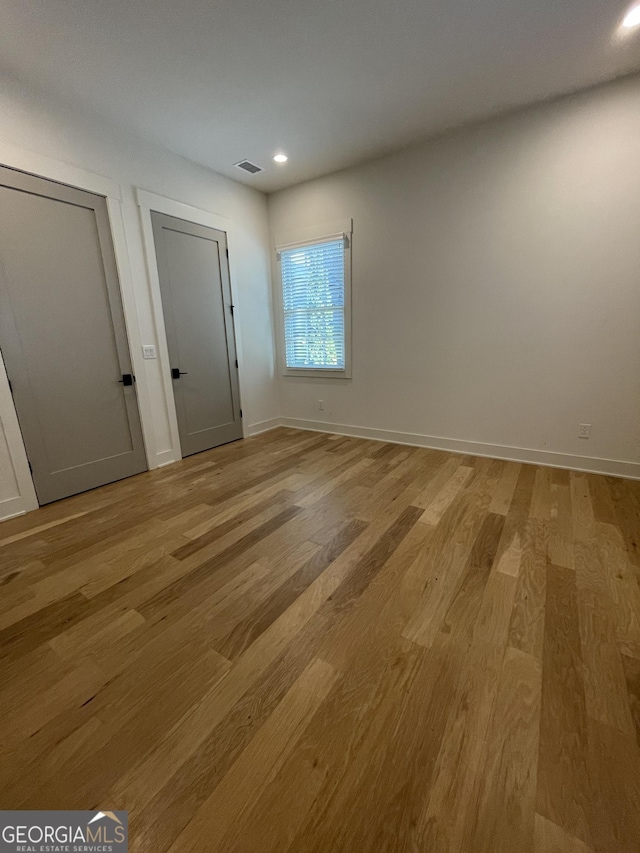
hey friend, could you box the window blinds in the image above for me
[281,238,345,370]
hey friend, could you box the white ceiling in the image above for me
[1,0,639,192]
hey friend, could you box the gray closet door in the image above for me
[151,212,242,457]
[0,165,147,505]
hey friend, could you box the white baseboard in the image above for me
[153,450,179,469]
[245,417,283,437]
[280,417,640,480]
[0,495,33,523]
[3,416,635,526]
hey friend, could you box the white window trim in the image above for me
[274,219,352,380]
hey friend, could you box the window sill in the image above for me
[283,367,352,379]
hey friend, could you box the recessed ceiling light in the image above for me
[273,153,288,163]
[622,3,640,28]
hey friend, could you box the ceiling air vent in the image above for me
[234,159,263,175]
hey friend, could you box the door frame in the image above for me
[0,142,152,518]
[136,188,246,461]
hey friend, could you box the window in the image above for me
[277,230,351,377]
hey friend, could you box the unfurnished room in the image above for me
[0,1,639,851]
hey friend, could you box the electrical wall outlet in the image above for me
[142,345,157,359]
[318,399,324,411]
[578,423,591,439]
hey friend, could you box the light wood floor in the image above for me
[1,428,639,852]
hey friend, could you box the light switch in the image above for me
[142,345,156,359]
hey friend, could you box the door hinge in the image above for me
[226,248,229,259]
[28,460,32,474]
[235,359,238,369]
[7,378,12,394]
[239,408,243,418]
[230,304,235,315]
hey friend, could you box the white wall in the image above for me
[268,74,640,478]
[2,71,639,520]
[0,78,277,519]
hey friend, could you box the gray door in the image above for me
[151,212,242,457]
[0,165,147,505]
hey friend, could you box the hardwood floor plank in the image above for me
[598,522,640,660]
[609,478,640,568]
[493,464,537,583]
[585,716,640,853]
[216,519,368,659]
[0,427,638,853]
[0,591,102,661]
[549,477,574,569]
[570,473,596,544]
[420,464,475,525]
[170,489,294,559]
[107,504,415,827]
[508,519,548,660]
[417,570,518,852]
[464,646,542,853]
[574,536,635,736]
[0,511,90,547]
[587,475,618,527]
[489,462,522,516]
[138,504,303,616]
[20,645,230,811]
[534,814,593,853]
[412,454,461,510]
[530,467,552,522]
[167,657,338,853]
[289,640,450,853]
[403,461,504,648]
[438,511,505,640]
[621,653,640,748]
[294,456,374,508]
[0,657,106,744]
[320,503,424,614]
[537,563,592,847]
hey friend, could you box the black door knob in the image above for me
[118,373,135,386]
[171,368,188,379]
